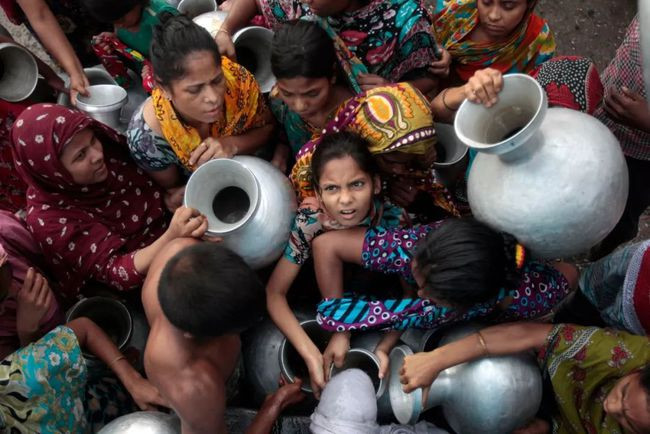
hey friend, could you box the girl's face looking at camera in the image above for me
[316,155,380,227]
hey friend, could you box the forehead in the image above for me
[319,155,366,180]
[64,127,93,152]
[626,375,650,432]
[175,52,221,83]
[277,76,329,93]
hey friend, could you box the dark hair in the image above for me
[158,243,264,337]
[641,365,650,397]
[271,20,337,80]
[151,12,221,86]
[311,131,379,189]
[81,0,146,23]
[414,218,522,307]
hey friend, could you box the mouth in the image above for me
[95,164,107,176]
[484,24,506,33]
[338,209,357,220]
[205,107,221,117]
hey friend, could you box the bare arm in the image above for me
[221,122,275,155]
[266,258,326,393]
[215,0,260,58]
[0,34,65,93]
[245,381,305,434]
[17,0,88,100]
[400,322,553,393]
[312,227,366,299]
[67,317,169,410]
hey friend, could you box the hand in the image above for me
[270,143,290,174]
[386,178,419,208]
[125,373,170,411]
[69,72,90,106]
[358,73,389,91]
[429,48,451,78]
[604,86,650,132]
[265,378,306,411]
[218,0,233,11]
[376,347,390,380]
[164,185,186,213]
[464,68,503,108]
[166,206,208,239]
[141,63,151,81]
[92,32,116,52]
[215,29,236,60]
[513,418,551,434]
[16,268,54,339]
[322,332,350,381]
[188,137,238,169]
[304,350,326,399]
[399,351,440,394]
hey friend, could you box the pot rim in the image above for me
[389,344,421,424]
[0,42,39,102]
[432,123,469,168]
[329,347,386,398]
[76,84,128,113]
[278,319,323,394]
[65,296,133,356]
[454,73,547,156]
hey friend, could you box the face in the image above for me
[603,372,650,434]
[477,0,529,41]
[375,147,436,177]
[60,128,108,185]
[300,0,356,16]
[163,51,226,126]
[316,155,380,227]
[276,76,333,121]
[114,5,143,32]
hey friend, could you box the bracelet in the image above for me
[441,88,457,112]
[217,27,230,36]
[476,331,489,356]
[109,355,126,368]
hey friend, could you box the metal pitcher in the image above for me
[233,26,276,93]
[456,73,629,258]
[184,156,296,269]
[177,0,216,18]
[0,42,38,102]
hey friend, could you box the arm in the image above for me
[400,322,553,393]
[245,380,305,434]
[0,34,65,93]
[67,317,168,410]
[267,258,326,395]
[221,122,275,155]
[216,0,259,58]
[312,227,366,299]
[17,0,88,100]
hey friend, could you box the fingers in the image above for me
[322,352,333,382]
[35,273,49,305]
[621,86,641,101]
[421,385,430,408]
[190,216,208,238]
[188,142,209,167]
[377,353,389,379]
[333,349,346,369]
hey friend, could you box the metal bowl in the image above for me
[75,84,128,130]
[97,411,180,434]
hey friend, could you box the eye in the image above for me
[323,185,338,192]
[351,180,365,188]
[187,86,201,95]
[306,91,319,97]
[74,148,87,162]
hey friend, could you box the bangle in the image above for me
[441,88,457,112]
[217,27,230,36]
[476,331,489,356]
[109,355,126,368]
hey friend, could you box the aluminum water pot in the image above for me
[184,156,296,269]
[97,411,180,434]
[177,0,216,18]
[389,324,542,433]
[233,26,276,93]
[0,42,38,102]
[193,10,228,38]
[455,73,629,258]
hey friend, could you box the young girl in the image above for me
[82,0,179,92]
[311,218,578,377]
[434,0,556,81]
[266,131,404,397]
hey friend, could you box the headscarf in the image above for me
[0,210,61,349]
[310,369,380,434]
[623,240,650,334]
[10,104,167,296]
[151,56,269,170]
[289,83,459,216]
[434,0,556,81]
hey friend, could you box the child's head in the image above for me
[158,243,264,337]
[82,0,147,31]
[151,12,224,125]
[476,0,535,42]
[413,218,521,307]
[311,132,381,227]
[603,365,650,433]
[271,20,337,120]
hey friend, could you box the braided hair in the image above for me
[414,218,525,308]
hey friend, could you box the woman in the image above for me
[400,322,650,433]
[434,0,555,82]
[272,20,459,218]
[11,104,208,300]
[127,13,274,200]
[312,219,577,377]
[0,317,168,432]
[0,0,110,101]
[217,0,444,94]
[0,210,62,359]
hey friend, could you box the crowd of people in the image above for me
[0,0,648,433]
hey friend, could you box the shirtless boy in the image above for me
[142,239,302,433]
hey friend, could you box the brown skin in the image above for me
[143,50,273,192]
[399,322,650,434]
[604,87,650,132]
[142,238,297,434]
